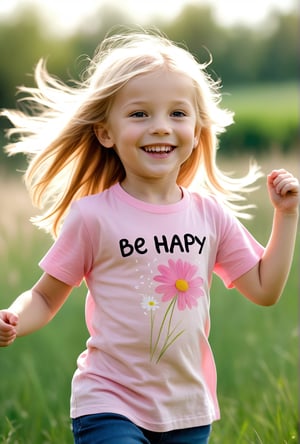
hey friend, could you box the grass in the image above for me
[222,82,298,124]
[0,154,299,443]
[221,82,299,152]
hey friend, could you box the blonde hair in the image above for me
[2,28,262,237]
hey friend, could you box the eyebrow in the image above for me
[122,99,193,108]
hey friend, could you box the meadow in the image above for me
[221,82,298,153]
[0,152,298,443]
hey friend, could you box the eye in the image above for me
[129,111,148,118]
[171,110,187,118]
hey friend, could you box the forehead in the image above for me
[114,69,196,105]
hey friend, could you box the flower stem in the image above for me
[150,310,154,356]
[150,296,177,361]
[156,329,185,364]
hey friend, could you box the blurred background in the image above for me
[0,1,299,443]
[0,0,299,168]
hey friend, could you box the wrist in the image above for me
[274,207,299,218]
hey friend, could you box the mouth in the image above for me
[142,145,175,153]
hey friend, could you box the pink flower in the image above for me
[153,259,204,311]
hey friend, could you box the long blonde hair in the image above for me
[1,28,262,237]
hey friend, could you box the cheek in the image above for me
[112,127,140,152]
[180,125,198,144]
[122,125,144,142]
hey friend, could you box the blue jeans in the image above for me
[72,413,211,444]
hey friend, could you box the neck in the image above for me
[120,179,183,205]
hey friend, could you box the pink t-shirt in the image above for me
[39,183,264,431]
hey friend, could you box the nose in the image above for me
[150,116,171,135]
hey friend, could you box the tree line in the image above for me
[0,4,298,103]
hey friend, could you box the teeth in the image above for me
[143,145,173,153]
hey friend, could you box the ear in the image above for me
[94,123,114,148]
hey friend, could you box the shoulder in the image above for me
[75,188,110,208]
[73,185,117,215]
[58,186,117,238]
[187,189,245,240]
[188,189,229,217]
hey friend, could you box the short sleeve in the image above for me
[39,203,94,287]
[213,207,265,288]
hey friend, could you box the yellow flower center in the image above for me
[175,279,189,292]
[148,301,155,306]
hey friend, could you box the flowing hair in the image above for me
[1,28,262,237]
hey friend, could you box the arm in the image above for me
[234,169,299,306]
[0,273,73,347]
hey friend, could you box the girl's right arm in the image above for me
[0,273,73,347]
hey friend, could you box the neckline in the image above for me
[113,183,189,214]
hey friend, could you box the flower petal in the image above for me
[154,259,204,310]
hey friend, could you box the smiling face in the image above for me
[95,69,200,197]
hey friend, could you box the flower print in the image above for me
[141,296,160,358]
[153,259,204,311]
[141,259,204,363]
[141,296,160,312]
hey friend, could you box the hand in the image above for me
[267,169,299,214]
[0,310,19,347]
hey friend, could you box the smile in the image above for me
[142,145,175,153]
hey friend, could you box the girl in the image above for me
[0,30,298,444]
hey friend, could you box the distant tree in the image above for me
[161,4,298,85]
[162,6,225,77]
[0,6,80,107]
[215,26,266,84]
[258,11,299,81]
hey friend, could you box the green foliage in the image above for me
[220,82,299,154]
[258,12,299,81]
[161,6,298,85]
[210,267,298,443]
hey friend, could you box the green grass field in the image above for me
[0,154,298,443]
[223,82,298,122]
[220,82,298,152]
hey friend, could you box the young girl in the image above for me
[0,30,298,444]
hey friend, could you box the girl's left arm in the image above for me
[233,169,299,306]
